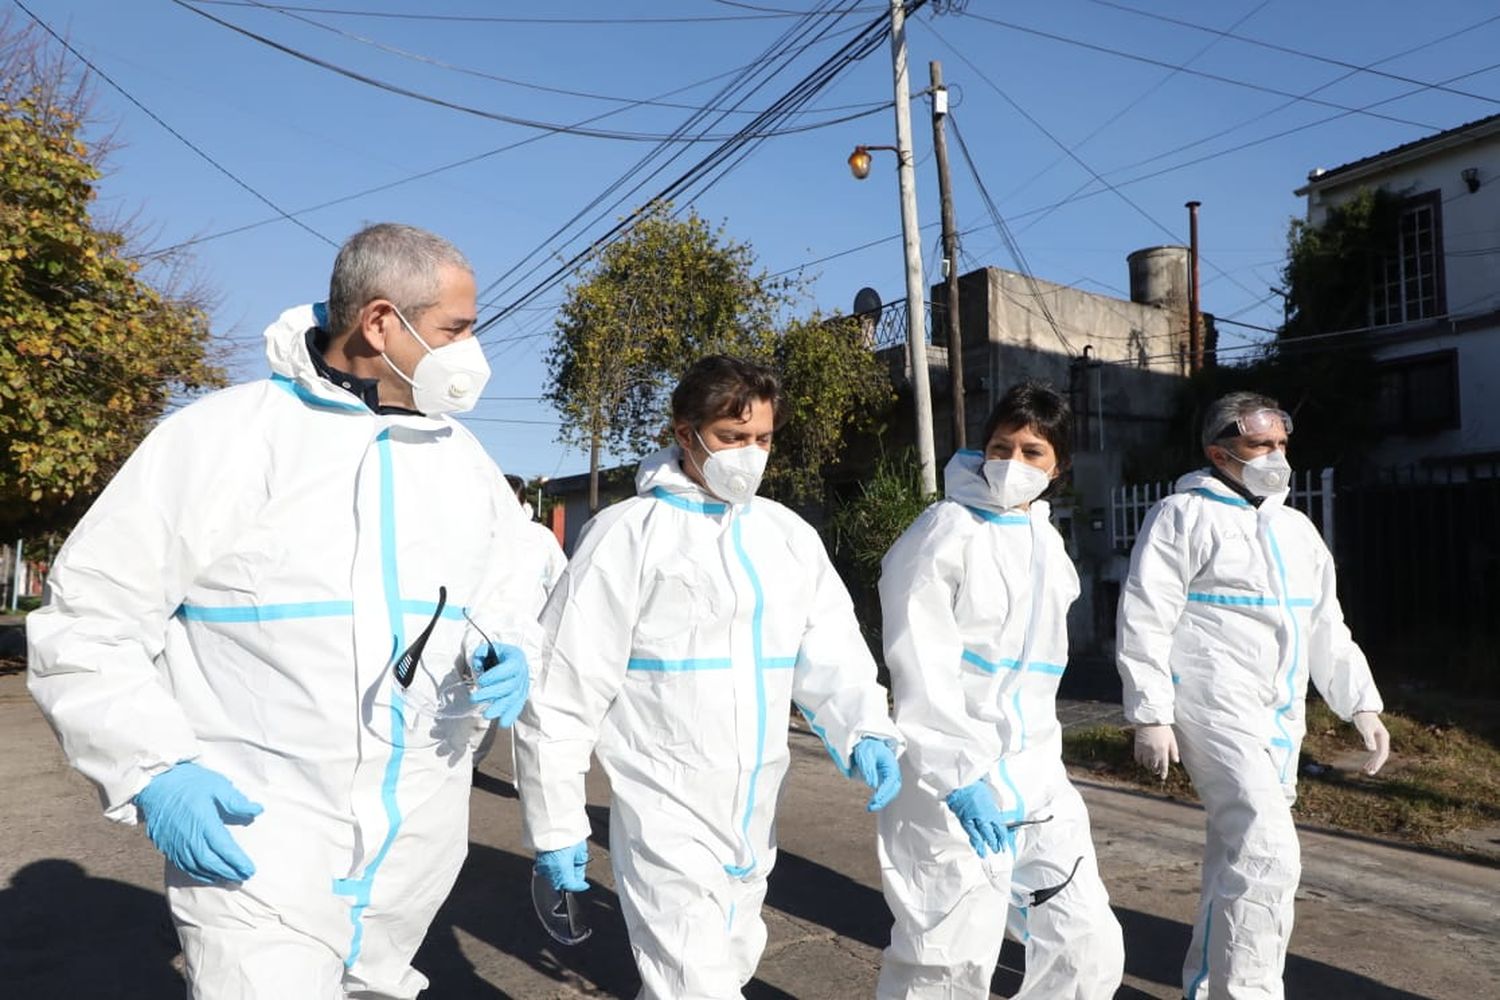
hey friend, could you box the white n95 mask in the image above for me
[1229,450,1292,497]
[983,459,1051,509]
[383,306,491,415]
[692,432,769,505]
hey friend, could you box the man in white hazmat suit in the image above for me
[503,472,568,602]
[514,355,905,999]
[28,223,542,999]
[1117,391,1390,1000]
[472,473,567,770]
[876,382,1123,998]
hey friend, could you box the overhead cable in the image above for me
[476,1,914,338]
[138,24,877,257]
[14,0,337,249]
[928,18,1265,305]
[195,0,860,24]
[956,9,1441,131]
[1086,0,1500,108]
[236,0,889,118]
[475,0,867,321]
[948,113,1074,354]
[172,0,890,143]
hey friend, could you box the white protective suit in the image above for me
[1117,468,1383,1000]
[27,304,544,999]
[520,520,568,598]
[876,451,1123,999]
[514,446,903,1000]
[474,520,566,766]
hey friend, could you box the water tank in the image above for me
[1126,246,1189,309]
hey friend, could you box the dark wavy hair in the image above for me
[670,355,785,429]
[980,380,1073,473]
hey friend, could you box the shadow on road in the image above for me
[0,858,183,997]
[761,849,1431,999]
[420,797,789,998]
[1113,905,1435,999]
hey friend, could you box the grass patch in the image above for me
[1062,699,1500,855]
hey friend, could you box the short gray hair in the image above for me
[1201,390,1280,451]
[326,223,472,337]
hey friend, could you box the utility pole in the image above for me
[929,60,965,452]
[890,0,937,494]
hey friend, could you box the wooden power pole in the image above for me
[929,60,965,451]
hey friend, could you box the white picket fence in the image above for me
[1109,468,1335,552]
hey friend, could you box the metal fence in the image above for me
[857,297,935,351]
[1108,468,1336,552]
[1334,462,1500,677]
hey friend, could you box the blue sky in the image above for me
[15,1,1500,481]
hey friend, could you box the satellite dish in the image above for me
[853,287,882,316]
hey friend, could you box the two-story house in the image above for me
[1297,113,1500,468]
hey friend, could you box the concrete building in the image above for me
[1297,112,1500,468]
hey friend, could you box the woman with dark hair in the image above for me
[514,355,904,999]
[875,381,1124,999]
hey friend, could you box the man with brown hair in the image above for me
[515,354,904,999]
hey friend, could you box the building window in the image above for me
[1371,190,1444,327]
[1373,350,1459,433]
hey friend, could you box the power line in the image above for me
[14,0,337,249]
[955,9,1442,132]
[234,0,889,118]
[475,1,865,325]
[1001,0,1269,206]
[947,112,1074,354]
[1041,13,1500,201]
[714,0,880,13]
[474,0,885,320]
[172,0,889,143]
[1067,59,1500,207]
[477,1,909,337]
[927,19,1265,307]
[748,13,1500,291]
[195,0,870,23]
[1085,0,1500,108]
[138,31,869,258]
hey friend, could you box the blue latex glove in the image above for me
[470,642,529,727]
[133,761,263,884]
[944,781,1012,858]
[851,737,902,812]
[536,841,589,892]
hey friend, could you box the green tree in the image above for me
[547,204,892,510]
[0,24,225,537]
[1281,187,1404,341]
[546,204,789,509]
[767,313,893,505]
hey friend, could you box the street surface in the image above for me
[2,665,1496,998]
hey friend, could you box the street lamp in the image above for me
[845,133,937,492]
[847,144,899,180]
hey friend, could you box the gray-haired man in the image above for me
[30,223,540,997]
[1116,391,1389,999]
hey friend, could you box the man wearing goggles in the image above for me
[1115,391,1389,999]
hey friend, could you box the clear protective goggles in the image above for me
[978,812,1085,907]
[368,586,488,749]
[1213,407,1292,442]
